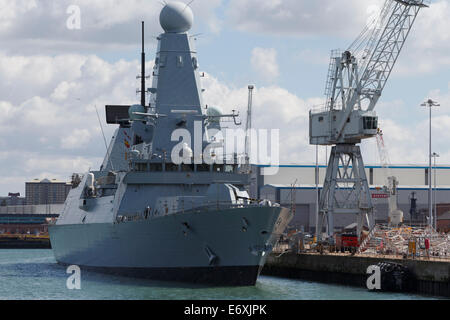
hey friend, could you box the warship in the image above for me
[49,1,292,286]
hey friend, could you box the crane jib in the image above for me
[393,0,429,8]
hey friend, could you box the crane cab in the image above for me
[309,109,378,145]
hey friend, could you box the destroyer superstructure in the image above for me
[49,1,292,286]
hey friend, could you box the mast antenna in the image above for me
[140,21,146,107]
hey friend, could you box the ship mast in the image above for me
[140,21,146,107]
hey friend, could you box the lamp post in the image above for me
[432,152,439,230]
[315,144,319,242]
[421,99,440,229]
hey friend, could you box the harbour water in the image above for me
[0,250,440,300]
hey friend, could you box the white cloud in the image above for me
[226,0,384,37]
[0,0,37,30]
[426,82,450,116]
[394,0,450,76]
[0,52,152,195]
[61,129,92,149]
[0,0,223,54]
[250,47,280,82]
[227,0,450,77]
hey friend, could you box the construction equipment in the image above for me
[358,224,450,259]
[376,130,404,226]
[310,0,428,243]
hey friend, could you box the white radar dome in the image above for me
[206,106,223,123]
[160,1,194,33]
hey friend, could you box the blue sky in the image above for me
[0,0,449,195]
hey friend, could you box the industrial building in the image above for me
[250,164,450,233]
[25,179,71,205]
[0,193,26,206]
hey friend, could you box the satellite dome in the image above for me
[206,106,223,124]
[160,1,194,33]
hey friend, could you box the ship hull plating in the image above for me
[49,206,291,286]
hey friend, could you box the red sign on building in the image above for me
[372,193,389,199]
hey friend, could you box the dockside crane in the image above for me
[310,0,429,243]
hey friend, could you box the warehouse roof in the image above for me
[255,164,450,170]
[262,184,450,191]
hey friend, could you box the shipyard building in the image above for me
[0,193,26,206]
[250,164,450,233]
[25,179,72,205]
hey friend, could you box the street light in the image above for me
[315,144,319,242]
[432,152,439,230]
[421,99,440,229]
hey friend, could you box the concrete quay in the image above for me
[262,252,450,298]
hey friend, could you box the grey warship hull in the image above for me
[49,206,291,286]
[50,3,293,287]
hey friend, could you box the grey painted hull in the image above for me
[49,206,291,286]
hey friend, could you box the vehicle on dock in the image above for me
[335,234,359,253]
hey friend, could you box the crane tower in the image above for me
[310,0,428,242]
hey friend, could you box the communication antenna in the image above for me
[136,21,149,108]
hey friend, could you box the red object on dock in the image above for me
[335,234,359,248]
[425,238,430,250]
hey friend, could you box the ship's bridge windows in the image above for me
[181,164,194,172]
[197,164,211,172]
[135,163,148,172]
[165,163,179,172]
[150,163,163,172]
[363,117,378,130]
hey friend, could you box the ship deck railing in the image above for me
[172,200,279,215]
[115,200,280,224]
